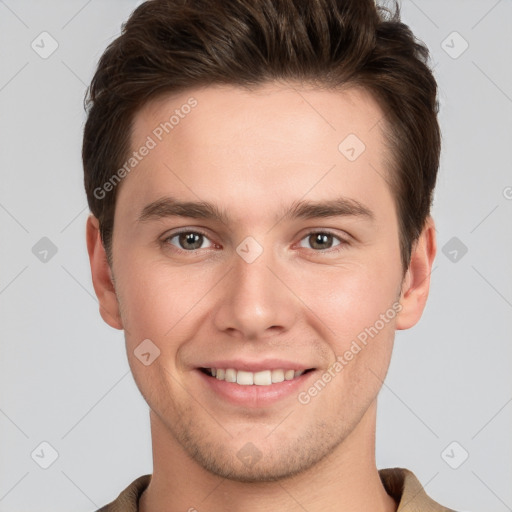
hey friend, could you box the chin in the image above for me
[177,426,343,484]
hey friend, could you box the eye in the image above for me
[299,231,344,251]
[165,231,214,251]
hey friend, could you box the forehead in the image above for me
[135,82,384,147]
[119,82,392,224]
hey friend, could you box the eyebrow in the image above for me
[137,195,374,225]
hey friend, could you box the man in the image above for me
[83,0,456,510]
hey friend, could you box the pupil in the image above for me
[312,233,331,249]
[180,232,202,250]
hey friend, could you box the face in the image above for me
[107,83,408,481]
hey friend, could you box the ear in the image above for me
[395,216,437,330]
[86,215,123,330]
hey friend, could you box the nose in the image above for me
[212,244,297,341]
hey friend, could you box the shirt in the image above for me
[96,467,456,511]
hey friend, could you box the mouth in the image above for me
[195,359,319,407]
[199,367,315,386]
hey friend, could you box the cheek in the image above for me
[115,261,203,401]
[308,266,399,410]
[115,254,219,354]
[315,260,401,403]
[300,260,401,349]
[114,259,184,343]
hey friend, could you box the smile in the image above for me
[200,367,313,385]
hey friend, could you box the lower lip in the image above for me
[196,370,316,408]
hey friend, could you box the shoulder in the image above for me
[94,469,458,511]
[95,474,151,512]
[379,467,458,511]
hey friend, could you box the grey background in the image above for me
[1,0,511,510]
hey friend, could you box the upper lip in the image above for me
[198,359,315,372]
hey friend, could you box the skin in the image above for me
[87,82,436,512]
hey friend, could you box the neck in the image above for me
[140,401,396,512]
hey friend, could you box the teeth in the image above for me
[225,368,237,382]
[271,369,284,383]
[236,370,253,385]
[253,370,272,386]
[207,367,306,385]
[284,369,295,380]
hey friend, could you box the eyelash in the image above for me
[161,229,350,254]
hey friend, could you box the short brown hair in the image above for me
[83,0,440,272]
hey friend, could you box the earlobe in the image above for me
[395,216,437,330]
[86,215,124,330]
